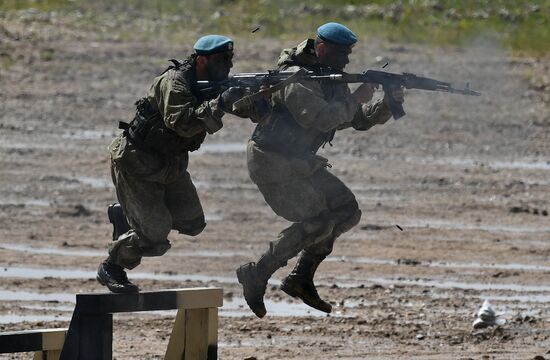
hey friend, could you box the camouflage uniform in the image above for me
[108,57,225,269]
[237,39,393,317]
[250,39,392,264]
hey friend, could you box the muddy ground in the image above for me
[1,13,550,360]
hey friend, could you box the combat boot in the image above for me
[96,257,139,293]
[107,203,130,241]
[236,253,283,318]
[280,252,332,313]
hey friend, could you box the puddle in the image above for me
[362,276,550,293]
[327,257,394,266]
[196,143,246,154]
[0,142,57,150]
[483,294,550,303]
[0,199,51,207]
[221,297,344,317]
[74,176,112,189]
[0,289,74,302]
[428,260,550,272]
[194,180,257,191]
[169,249,250,258]
[61,130,114,140]
[0,315,71,324]
[329,256,550,272]
[205,212,223,221]
[0,266,237,284]
[22,304,75,312]
[24,199,51,207]
[0,243,103,257]
[408,157,550,171]
[0,243,250,259]
[400,218,550,234]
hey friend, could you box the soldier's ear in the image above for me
[196,55,207,66]
[315,41,326,58]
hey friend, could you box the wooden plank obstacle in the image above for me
[0,328,67,360]
[0,287,223,360]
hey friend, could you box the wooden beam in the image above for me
[0,328,67,353]
[76,288,223,314]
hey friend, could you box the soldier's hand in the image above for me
[384,86,405,105]
[219,86,246,113]
[352,83,377,103]
[259,84,272,101]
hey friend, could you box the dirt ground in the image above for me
[1,13,550,360]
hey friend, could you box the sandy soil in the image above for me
[1,15,550,360]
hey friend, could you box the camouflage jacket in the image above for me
[251,39,392,158]
[142,57,225,154]
[109,57,225,183]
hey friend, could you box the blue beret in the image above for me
[193,35,234,55]
[317,22,357,46]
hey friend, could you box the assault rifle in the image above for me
[194,69,480,119]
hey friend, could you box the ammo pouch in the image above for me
[121,98,206,155]
[123,98,160,152]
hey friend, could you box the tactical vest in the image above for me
[251,62,337,158]
[121,59,207,156]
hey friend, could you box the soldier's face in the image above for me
[205,51,233,81]
[317,42,352,71]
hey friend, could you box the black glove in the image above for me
[219,86,246,113]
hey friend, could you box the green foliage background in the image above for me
[1,0,549,55]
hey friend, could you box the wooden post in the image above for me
[165,307,218,360]
[207,308,218,360]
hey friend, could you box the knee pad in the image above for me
[174,216,206,236]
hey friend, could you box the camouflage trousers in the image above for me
[107,134,205,269]
[247,141,361,264]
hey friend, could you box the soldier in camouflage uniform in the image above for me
[236,23,405,318]
[97,35,267,293]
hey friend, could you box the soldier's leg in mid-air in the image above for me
[281,168,361,313]
[97,167,172,293]
[164,171,206,237]
[237,176,333,318]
